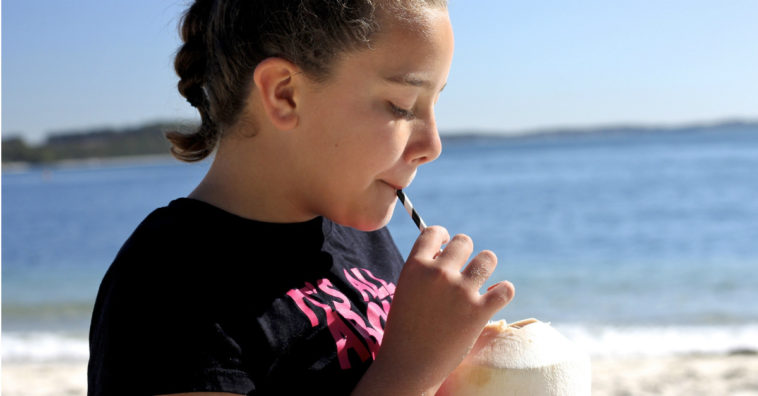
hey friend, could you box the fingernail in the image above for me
[488,281,512,292]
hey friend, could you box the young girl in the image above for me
[88,1,515,395]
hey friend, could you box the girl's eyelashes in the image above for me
[388,102,416,121]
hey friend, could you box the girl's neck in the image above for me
[188,132,316,224]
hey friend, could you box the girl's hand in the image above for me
[353,226,515,396]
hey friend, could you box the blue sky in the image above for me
[3,0,758,142]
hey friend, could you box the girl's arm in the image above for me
[352,226,515,396]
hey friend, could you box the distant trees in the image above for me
[3,119,757,164]
[2,121,197,164]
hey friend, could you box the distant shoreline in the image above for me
[441,118,758,140]
[3,119,757,166]
[1,153,182,173]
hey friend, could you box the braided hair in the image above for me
[166,0,447,162]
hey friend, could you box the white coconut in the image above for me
[438,318,591,396]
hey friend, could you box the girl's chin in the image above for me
[334,203,396,232]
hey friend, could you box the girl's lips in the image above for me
[382,180,405,191]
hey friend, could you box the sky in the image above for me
[2,0,758,143]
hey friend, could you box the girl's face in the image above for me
[292,7,454,231]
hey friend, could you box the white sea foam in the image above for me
[556,323,758,358]
[2,332,90,363]
[3,324,758,363]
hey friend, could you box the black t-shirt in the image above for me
[88,198,405,395]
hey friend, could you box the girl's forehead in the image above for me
[369,9,452,78]
[377,5,449,40]
[319,6,452,92]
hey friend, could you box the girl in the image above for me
[88,1,515,395]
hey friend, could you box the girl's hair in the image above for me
[166,0,447,162]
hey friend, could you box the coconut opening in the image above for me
[509,318,538,329]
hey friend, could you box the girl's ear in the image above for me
[252,57,301,131]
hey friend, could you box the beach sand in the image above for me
[2,361,88,396]
[593,353,758,396]
[3,354,757,395]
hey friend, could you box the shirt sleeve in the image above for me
[88,237,256,395]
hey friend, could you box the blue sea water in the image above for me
[3,127,758,362]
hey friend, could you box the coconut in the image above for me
[437,318,591,396]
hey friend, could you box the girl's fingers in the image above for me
[436,234,474,271]
[460,249,498,290]
[407,227,514,316]
[409,226,450,262]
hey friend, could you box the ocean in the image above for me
[3,126,758,363]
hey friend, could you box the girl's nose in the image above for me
[404,115,442,166]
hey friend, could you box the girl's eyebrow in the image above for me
[384,73,447,92]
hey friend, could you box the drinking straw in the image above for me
[396,189,427,231]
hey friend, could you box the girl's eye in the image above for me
[388,102,415,121]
